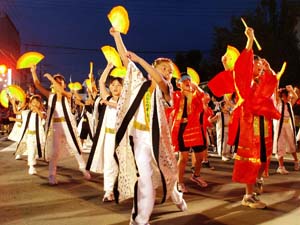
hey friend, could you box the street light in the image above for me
[0,64,12,89]
[0,64,7,74]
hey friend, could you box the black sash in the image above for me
[152,90,167,204]
[113,80,151,204]
[16,111,32,153]
[35,113,42,158]
[16,111,42,158]
[86,96,112,170]
[61,96,81,154]
[278,101,296,144]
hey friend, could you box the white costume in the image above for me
[86,97,118,194]
[215,111,232,158]
[8,110,23,142]
[114,62,181,224]
[77,104,93,151]
[273,100,297,157]
[45,94,88,179]
[15,110,45,168]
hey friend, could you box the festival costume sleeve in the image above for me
[208,70,235,97]
[234,49,254,100]
[247,70,281,120]
[232,50,280,184]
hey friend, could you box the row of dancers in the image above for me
[5,25,300,225]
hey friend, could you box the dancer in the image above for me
[273,85,299,174]
[30,65,91,185]
[77,91,93,149]
[110,27,186,225]
[8,97,27,146]
[231,27,280,208]
[171,74,208,193]
[15,95,45,175]
[86,62,123,202]
[210,100,233,161]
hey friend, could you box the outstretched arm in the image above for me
[99,62,114,100]
[286,85,298,106]
[126,51,171,102]
[109,27,129,67]
[245,27,254,51]
[44,73,72,99]
[30,65,50,98]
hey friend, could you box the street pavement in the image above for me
[1,135,300,225]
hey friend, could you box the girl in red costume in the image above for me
[231,27,280,209]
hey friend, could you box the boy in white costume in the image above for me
[210,101,233,161]
[30,65,91,185]
[273,85,299,174]
[110,27,186,225]
[15,95,45,175]
[86,62,123,202]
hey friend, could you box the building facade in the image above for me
[0,11,24,89]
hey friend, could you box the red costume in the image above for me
[171,90,205,151]
[231,49,280,184]
[208,49,280,184]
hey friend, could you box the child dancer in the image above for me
[30,65,91,185]
[15,95,46,174]
[110,27,186,225]
[86,62,123,202]
[273,86,299,174]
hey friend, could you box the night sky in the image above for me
[1,0,260,83]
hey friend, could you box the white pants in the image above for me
[103,133,118,192]
[131,130,183,224]
[26,134,37,167]
[216,127,231,156]
[49,122,86,177]
[132,130,155,224]
[277,122,296,158]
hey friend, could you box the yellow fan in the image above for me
[172,63,181,79]
[110,66,127,77]
[101,45,122,67]
[85,79,92,91]
[187,67,200,85]
[16,51,45,69]
[224,45,240,71]
[107,5,130,34]
[276,61,287,80]
[0,85,26,108]
[68,82,82,91]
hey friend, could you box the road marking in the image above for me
[0,142,17,152]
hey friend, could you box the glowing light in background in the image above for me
[0,64,7,74]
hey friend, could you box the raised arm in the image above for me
[30,65,50,98]
[44,73,72,99]
[245,27,254,51]
[286,85,298,106]
[126,51,171,102]
[109,27,129,67]
[99,62,114,100]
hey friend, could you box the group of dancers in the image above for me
[5,24,300,225]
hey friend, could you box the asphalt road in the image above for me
[1,135,300,225]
